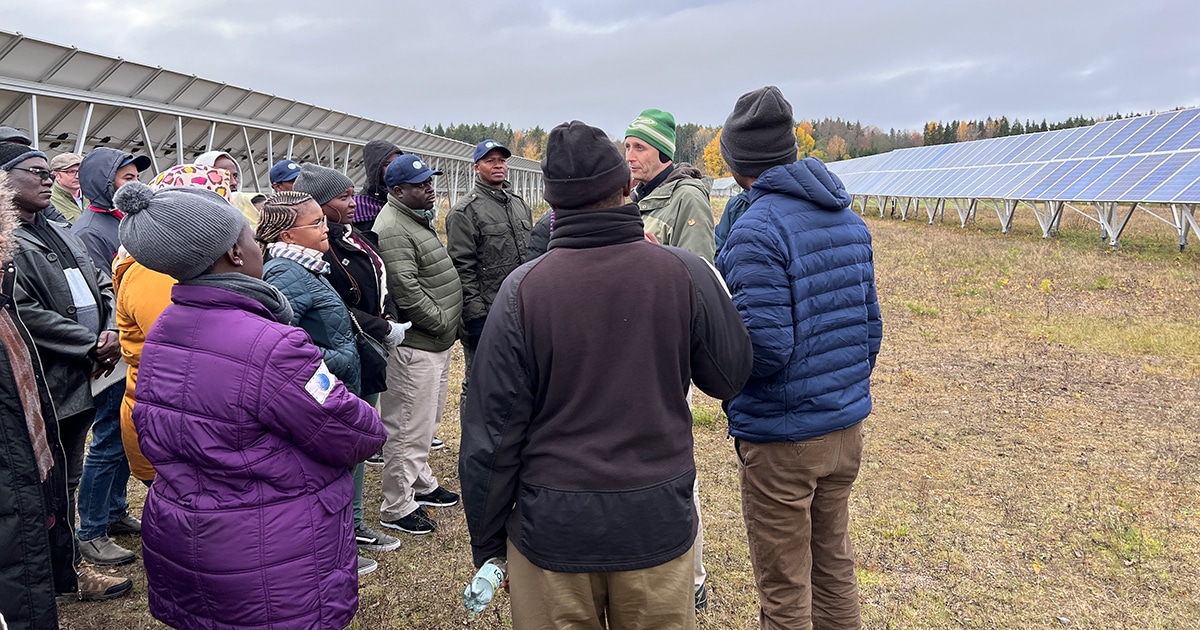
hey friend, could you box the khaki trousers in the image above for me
[507,540,696,630]
[378,345,450,520]
[736,424,864,630]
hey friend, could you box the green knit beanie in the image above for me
[625,108,676,160]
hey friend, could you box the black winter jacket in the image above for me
[0,262,77,630]
[12,214,115,419]
[445,180,532,325]
[459,203,753,572]
[324,222,393,395]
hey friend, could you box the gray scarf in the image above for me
[182,272,294,324]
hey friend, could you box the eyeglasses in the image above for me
[53,167,79,177]
[11,167,55,181]
[288,216,328,230]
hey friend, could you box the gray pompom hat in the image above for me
[116,182,247,281]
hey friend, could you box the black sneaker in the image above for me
[415,486,459,507]
[355,523,402,552]
[430,436,445,451]
[366,450,384,466]
[380,507,436,535]
[695,583,708,612]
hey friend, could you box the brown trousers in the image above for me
[507,540,696,630]
[736,423,864,630]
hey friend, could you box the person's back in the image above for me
[715,86,881,630]
[461,121,751,629]
[118,182,385,630]
[719,158,880,440]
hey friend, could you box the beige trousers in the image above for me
[507,540,696,630]
[378,345,450,520]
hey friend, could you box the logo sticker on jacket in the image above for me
[304,361,339,405]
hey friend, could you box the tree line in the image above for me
[425,108,1184,179]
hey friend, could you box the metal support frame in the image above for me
[74,102,93,153]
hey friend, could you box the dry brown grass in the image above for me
[60,204,1200,629]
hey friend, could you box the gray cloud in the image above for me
[5,0,1198,139]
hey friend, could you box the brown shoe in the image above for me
[76,566,133,601]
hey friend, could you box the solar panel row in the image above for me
[828,108,1200,204]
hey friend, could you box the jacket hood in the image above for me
[663,162,704,185]
[633,162,708,202]
[363,140,402,200]
[751,157,852,212]
[0,171,15,264]
[79,147,129,210]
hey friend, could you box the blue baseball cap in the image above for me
[473,139,511,163]
[269,159,301,184]
[385,154,443,187]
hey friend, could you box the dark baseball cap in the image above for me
[385,154,443,187]
[119,153,153,172]
[473,139,512,163]
[269,159,301,183]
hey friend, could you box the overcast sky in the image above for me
[5,0,1199,139]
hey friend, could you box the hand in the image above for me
[384,320,412,347]
[93,330,120,365]
[644,231,660,244]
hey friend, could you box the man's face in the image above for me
[393,177,436,211]
[624,137,667,183]
[214,156,240,191]
[474,150,509,187]
[272,180,294,192]
[8,156,54,213]
[52,163,80,192]
[113,163,140,190]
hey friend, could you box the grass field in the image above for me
[60,202,1200,629]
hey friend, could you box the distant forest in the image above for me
[424,108,1184,178]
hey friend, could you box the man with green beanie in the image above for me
[625,108,717,610]
[624,108,715,262]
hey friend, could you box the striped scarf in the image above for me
[267,242,330,275]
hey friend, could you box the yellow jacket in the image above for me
[113,253,176,482]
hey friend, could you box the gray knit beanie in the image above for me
[542,121,631,209]
[720,86,798,177]
[116,182,247,281]
[293,163,354,206]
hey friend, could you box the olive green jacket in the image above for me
[50,182,87,224]
[445,180,532,324]
[631,162,715,262]
[374,195,463,352]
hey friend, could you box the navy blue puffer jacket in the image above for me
[716,158,882,442]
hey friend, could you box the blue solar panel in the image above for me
[1121,152,1199,200]
[1019,161,1081,198]
[1096,154,1170,200]
[825,108,1200,204]
[1064,120,1123,159]
[1052,157,1121,200]
[1144,158,1200,202]
[1171,172,1200,203]
[1041,160,1104,200]
[1110,113,1174,155]
[1149,114,1200,152]
[1089,116,1151,157]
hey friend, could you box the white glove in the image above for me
[384,320,413,347]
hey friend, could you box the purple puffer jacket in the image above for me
[133,283,386,630]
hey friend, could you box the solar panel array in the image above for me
[828,108,1200,204]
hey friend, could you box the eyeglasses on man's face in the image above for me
[11,167,55,181]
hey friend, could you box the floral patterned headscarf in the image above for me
[149,164,234,201]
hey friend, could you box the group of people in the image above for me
[0,85,881,630]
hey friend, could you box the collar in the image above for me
[635,163,675,200]
[267,242,331,275]
[548,203,646,250]
[88,204,124,220]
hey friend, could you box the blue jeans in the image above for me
[76,382,131,541]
